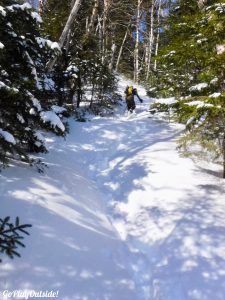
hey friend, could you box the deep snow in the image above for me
[1,77,225,300]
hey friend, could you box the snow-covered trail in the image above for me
[67,78,225,299]
[1,77,225,300]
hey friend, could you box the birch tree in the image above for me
[145,1,155,81]
[46,0,82,71]
[115,23,130,72]
[101,0,111,63]
[86,0,99,33]
[134,0,142,82]
[154,0,162,71]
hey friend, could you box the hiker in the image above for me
[124,85,143,113]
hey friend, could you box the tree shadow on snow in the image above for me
[128,184,225,300]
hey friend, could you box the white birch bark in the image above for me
[154,0,162,71]
[38,0,43,14]
[109,42,116,71]
[87,0,99,33]
[115,24,130,72]
[97,15,103,51]
[58,0,82,49]
[46,0,82,72]
[134,0,142,83]
[197,0,207,9]
[101,0,110,63]
[145,1,155,81]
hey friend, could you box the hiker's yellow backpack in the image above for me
[127,86,133,96]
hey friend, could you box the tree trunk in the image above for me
[154,0,162,71]
[145,1,155,81]
[87,0,99,33]
[134,0,142,83]
[115,24,130,72]
[46,0,82,72]
[109,42,116,71]
[65,29,71,56]
[197,0,207,9]
[96,15,103,53]
[38,0,43,14]
[101,0,110,63]
[76,71,82,108]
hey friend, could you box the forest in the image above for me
[1,1,225,299]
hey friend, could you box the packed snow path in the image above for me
[1,77,225,300]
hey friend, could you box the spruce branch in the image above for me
[0,217,32,262]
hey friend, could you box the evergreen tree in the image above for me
[150,0,225,177]
[0,0,65,168]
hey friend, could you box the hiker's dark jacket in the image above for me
[125,87,136,111]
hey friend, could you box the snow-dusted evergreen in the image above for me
[149,0,225,178]
[0,0,64,167]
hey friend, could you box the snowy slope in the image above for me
[0,124,140,298]
[1,77,225,300]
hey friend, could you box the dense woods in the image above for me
[0,0,225,176]
[150,0,225,178]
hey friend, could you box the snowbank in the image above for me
[0,123,139,300]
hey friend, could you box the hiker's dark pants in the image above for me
[126,95,136,112]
